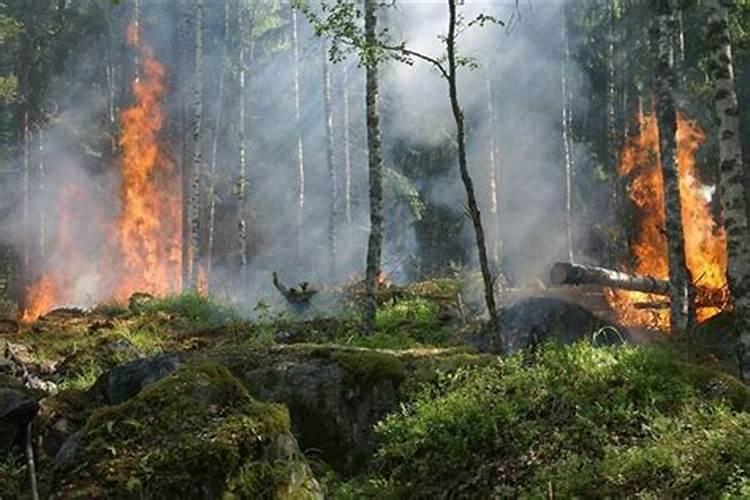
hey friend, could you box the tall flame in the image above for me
[112,23,182,299]
[607,112,729,330]
[22,24,181,321]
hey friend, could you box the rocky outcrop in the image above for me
[205,345,406,473]
[53,363,322,499]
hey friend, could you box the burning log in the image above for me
[552,262,730,310]
[272,272,318,307]
[550,262,669,295]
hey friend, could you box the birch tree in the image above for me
[237,4,249,279]
[561,4,574,263]
[188,0,204,288]
[322,39,338,278]
[361,0,385,335]
[292,8,306,270]
[206,0,230,282]
[654,0,691,333]
[342,64,353,224]
[706,0,750,378]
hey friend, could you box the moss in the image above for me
[57,363,313,499]
[330,350,406,389]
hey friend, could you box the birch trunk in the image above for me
[322,41,338,278]
[362,0,385,335]
[292,8,306,270]
[207,0,229,282]
[654,0,691,333]
[446,0,499,334]
[343,64,352,224]
[22,111,29,277]
[37,126,45,262]
[237,5,248,279]
[706,0,750,379]
[188,0,204,288]
[486,75,501,267]
[606,1,620,267]
[561,5,574,263]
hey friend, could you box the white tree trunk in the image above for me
[486,75,501,267]
[207,0,229,283]
[292,8,306,269]
[322,40,338,279]
[37,126,45,262]
[188,0,204,288]
[707,0,750,378]
[237,6,248,279]
[343,64,353,224]
[561,5,574,263]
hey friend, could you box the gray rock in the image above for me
[91,353,181,405]
[0,388,39,449]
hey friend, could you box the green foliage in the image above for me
[366,343,750,498]
[136,292,241,330]
[0,450,24,498]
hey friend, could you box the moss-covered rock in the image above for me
[53,363,322,499]
[203,345,405,474]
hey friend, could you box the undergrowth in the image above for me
[343,343,750,498]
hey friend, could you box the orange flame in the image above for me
[22,24,181,321]
[607,112,729,330]
[22,184,87,321]
[111,23,181,300]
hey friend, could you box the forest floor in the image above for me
[0,281,748,498]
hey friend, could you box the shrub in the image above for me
[371,343,750,498]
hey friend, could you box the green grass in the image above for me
[136,291,242,330]
[353,342,750,498]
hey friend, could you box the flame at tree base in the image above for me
[21,24,181,322]
[606,113,730,331]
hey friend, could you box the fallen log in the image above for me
[550,262,669,295]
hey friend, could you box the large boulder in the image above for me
[205,345,406,473]
[53,363,322,499]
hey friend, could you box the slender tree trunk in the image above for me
[207,0,229,282]
[706,0,750,379]
[237,7,249,280]
[561,5,574,263]
[22,111,29,278]
[179,0,191,290]
[362,0,385,335]
[322,40,338,279]
[446,0,499,334]
[134,0,140,81]
[188,0,203,288]
[486,75,501,267]
[675,8,686,89]
[292,8,306,270]
[37,126,45,262]
[654,0,691,333]
[343,64,353,224]
[606,1,620,267]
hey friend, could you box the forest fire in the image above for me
[606,113,729,330]
[112,23,182,300]
[21,25,180,321]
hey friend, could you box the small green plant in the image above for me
[139,292,241,330]
[369,343,750,498]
